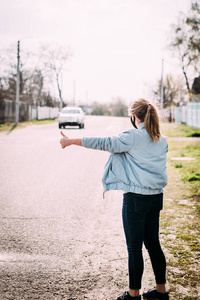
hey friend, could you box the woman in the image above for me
[60,98,169,300]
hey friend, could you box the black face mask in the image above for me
[130,116,138,129]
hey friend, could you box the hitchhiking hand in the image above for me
[60,131,66,138]
[60,131,70,149]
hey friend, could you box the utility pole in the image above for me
[160,58,164,110]
[15,41,20,125]
[60,72,63,111]
[85,90,88,105]
[73,80,76,106]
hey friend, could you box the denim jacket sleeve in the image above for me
[82,130,134,153]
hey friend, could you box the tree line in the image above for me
[89,99,128,117]
[0,43,72,108]
[0,1,199,117]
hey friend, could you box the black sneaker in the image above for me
[143,288,169,300]
[113,291,141,300]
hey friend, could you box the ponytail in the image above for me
[129,99,161,141]
[144,104,161,141]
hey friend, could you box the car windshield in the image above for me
[62,109,80,114]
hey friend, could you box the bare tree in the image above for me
[169,1,200,100]
[90,102,111,116]
[0,43,72,108]
[40,44,72,110]
[0,45,37,100]
[153,74,186,107]
[110,98,128,117]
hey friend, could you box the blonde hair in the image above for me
[129,98,161,141]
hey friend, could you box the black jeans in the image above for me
[122,192,166,290]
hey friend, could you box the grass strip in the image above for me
[0,119,57,132]
[161,123,200,137]
[161,138,200,299]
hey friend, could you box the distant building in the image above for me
[192,77,200,102]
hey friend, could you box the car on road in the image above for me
[58,106,85,129]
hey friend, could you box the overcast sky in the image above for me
[0,0,191,104]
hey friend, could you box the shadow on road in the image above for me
[6,124,17,135]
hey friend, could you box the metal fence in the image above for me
[175,103,200,128]
[32,106,59,120]
[0,99,59,123]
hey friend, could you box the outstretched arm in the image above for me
[60,130,134,153]
[60,131,82,149]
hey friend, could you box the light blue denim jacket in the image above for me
[82,123,168,195]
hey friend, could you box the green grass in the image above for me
[159,123,200,298]
[167,141,200,199]
[195,205,200,216]
[31,119,57,125]
[161,123,200,137]
[161,185,200,298]
[174,163,183,168]
[0,119,57,132]
[183,174,200,182]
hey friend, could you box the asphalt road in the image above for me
[1,116,151,300]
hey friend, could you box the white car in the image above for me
[58,107,85,129]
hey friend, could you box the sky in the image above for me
[0,0,191,105]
